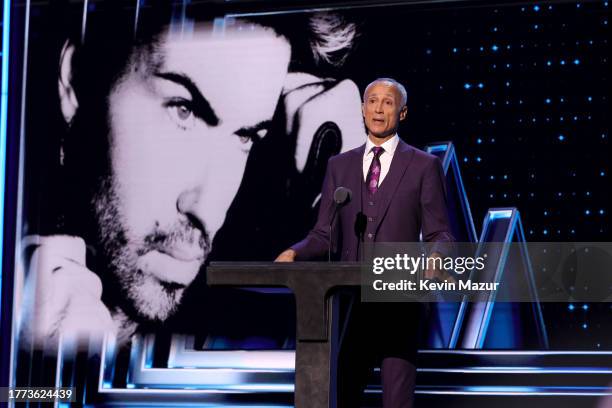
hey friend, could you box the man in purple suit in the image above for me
[276,78,454,407]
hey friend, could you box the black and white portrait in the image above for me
[17,2,364,348]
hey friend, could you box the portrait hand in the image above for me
[20,235,116,348]
[282,73,364,174]
[275,248,296,262]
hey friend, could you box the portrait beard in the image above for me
[92,176,210,323]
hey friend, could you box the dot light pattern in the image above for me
[348,0,610,349]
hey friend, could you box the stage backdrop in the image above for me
[5,0,610,376]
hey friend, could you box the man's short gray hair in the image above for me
[363,78,408,107]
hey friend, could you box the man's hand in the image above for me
[275,248,297,262]
[20,235,116,348]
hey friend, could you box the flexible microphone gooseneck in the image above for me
[329,187,352,262]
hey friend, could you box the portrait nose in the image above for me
[375,101,384,113]
[177,188,205,229]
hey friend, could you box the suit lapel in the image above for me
[347,144,366,215]
[375,140,414,230]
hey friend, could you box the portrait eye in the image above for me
[236,126,269,145]
[175,105,191,120]
[164,99,195,130]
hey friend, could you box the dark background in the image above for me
[339,0,611,349]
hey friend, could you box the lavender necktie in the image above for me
[366,146,385,195]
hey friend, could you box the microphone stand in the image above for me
[328,187,351,262]
[354,212,366,263]
[328,205,340,262]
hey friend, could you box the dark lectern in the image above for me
[207,262,361,408]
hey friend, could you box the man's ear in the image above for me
[58,40,79,125]
[399,105,408,121]
[361,102,366,118]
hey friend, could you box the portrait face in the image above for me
[362,81,407,139]
[90,21,291,322]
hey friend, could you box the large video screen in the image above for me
[2,0,610,405]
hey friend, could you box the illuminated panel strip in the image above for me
[121,335,293,391]
[417,366,612,374]
[81,0,88,42]
[92,335,294,405]
[0,0,11,320]
[451,209,514,348]
[225,0,482,18]
[472,209,517,348]
[420,349,612,356]
[426,142,477,242]
[489,209,514,220]
[167,335,294,370]
[9,0,31,393]
[473,209,547,349]
[449,208,547,349]
[366,385,612,397]
[134,0,141,33]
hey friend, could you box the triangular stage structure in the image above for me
[425,142,548,349]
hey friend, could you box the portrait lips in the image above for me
[137,224,209,286]
[136,250,203,287]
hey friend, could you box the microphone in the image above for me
[329,187,352,261]
[333,187,352,206]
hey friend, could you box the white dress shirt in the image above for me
[362,134,400,186]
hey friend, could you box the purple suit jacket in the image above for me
[292,139,454,260]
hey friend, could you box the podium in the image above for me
[207,262,361,408]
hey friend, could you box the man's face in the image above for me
[362,81,406,139]
[94,22,291,321]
